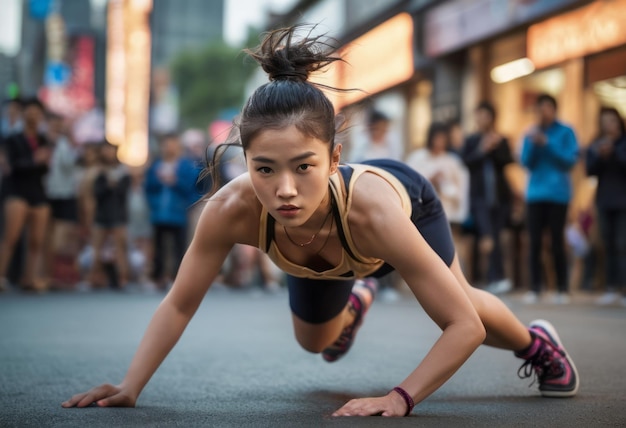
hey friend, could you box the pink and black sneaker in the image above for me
[515,319,579,397]
[322,278,378,363]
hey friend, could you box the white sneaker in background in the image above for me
[76,281,92,292]
[486,279,513,295]
[552,293,571,305]
[596,292,620,306]
[522,291,539,304]
[378,287,401,303]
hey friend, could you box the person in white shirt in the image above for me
[406,122,469,224]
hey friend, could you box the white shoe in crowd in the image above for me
[378,287,401,303]
[522,291,539,304]
[485,279,513,295]
[596,292,621,306]
[552,292,571,305]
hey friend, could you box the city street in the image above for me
[1,286,625,428]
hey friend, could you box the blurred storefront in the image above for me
[423,0,626,148]
[265,0,626,158]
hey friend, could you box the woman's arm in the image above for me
[62,183,255,408]
[335,173,485,416]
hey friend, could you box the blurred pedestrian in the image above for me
[350,110,403,162]
[86,141,131,289]
[144,133,197,290]
[1,98,26,290]
[0,97,51,291]
[460,101,514,294]
[44,112,81,289]
[520,94,579,304]
[586,107,626,306]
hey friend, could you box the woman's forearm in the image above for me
[399,321,485,405]
[120,298,196,398]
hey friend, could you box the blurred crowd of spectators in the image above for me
[0,93,624,307]
[0,96,280,295]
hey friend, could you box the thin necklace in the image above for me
[284,207,333,247]
[314,213,334,256]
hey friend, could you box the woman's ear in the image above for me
[330,143,342,174]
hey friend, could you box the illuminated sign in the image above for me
[311,13,414,110]
[528,0,626,69]
[106,0,152,166]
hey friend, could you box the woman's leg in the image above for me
[449,255,531,351]
[614,210,626,291]
[0,198,29,279]
[548,203,569,293]
[415,200,531,351]
[22,204,51,287]
[151,225,165,285]
[112,226,129,286]
[289,276,376,354]
[88,227,108,286]
[527,202,545,294]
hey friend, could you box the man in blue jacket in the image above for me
[145,132,198,290]
[521,94,579,304]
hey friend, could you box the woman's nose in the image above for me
[276,173,297,198]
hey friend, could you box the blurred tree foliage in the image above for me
[170,34,260,128]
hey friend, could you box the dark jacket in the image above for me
[460,132,514,207]
[1,132,50,200]
[586,135,626,210]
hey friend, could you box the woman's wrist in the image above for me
[390,386,415,417]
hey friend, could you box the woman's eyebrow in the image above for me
[251,152,317,163]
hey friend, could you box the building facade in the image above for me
[150,0,224,68]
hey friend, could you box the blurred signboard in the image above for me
[29,0,52,20]
[312,13,414,110]
[106,0,152,166]
[528,0,626,69]
[424,0,582,57]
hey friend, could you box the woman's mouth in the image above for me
[277,205,300,218]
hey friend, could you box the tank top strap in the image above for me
[330,163,412,264]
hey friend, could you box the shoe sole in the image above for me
[530,319,580,397]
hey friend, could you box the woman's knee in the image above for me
[294,333,329,354]
[292,314,342,353]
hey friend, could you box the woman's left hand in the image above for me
[332,392,408,417]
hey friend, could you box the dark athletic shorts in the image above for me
[49,198,78,222]
[6,189,48,207]
[288,159,456,324]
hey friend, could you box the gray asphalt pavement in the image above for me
[1,286,625,428]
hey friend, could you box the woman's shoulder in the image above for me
[347,167,407,226]
[196,173,262,245]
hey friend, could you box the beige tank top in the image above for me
[258,163,412,280]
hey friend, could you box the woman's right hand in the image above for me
[61,383,137,408]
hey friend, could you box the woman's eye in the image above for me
[257,167,272,174]
[297,164,311,172]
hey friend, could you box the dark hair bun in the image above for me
[246,26,341,83]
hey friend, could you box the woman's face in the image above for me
[246,124,340,228]
[430,131,448,155]
[601,112,621,136]
[101,145,118,163]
